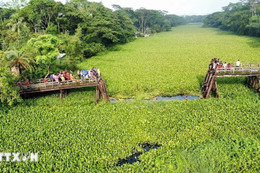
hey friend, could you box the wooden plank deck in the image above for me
[216,66,260,77]
[19,79,98,94]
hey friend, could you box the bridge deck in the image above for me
[19,79,98,94]
[201,60,260,98]
[216,66,260,77]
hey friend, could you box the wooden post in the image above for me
[213,80,220,98]
[64,90,68,97]
[60,89,63,100]
[258,76,260,92]
[95,77,110,103]
[95,86,101,104]
[246,76,260,93]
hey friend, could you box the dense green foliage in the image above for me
[184,15,207,23]
[111,5,186,35]
[166,14,186,27]
[0,0,184,56]
[204,1,260,36]
[0,0,184,105]
[0,25,259,172]
[0,51,20,106]
[28,34,59,77]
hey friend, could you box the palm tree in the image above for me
[5,48,33,76]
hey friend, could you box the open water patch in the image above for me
[155,95,200,101]
[110,95,200,103]
[110,98,134,102]
[116,142,162,166]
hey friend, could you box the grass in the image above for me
[0,25,260,172]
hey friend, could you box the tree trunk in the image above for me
[45,65,50,78]
[19,64,22,76]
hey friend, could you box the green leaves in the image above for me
[1,25,260,172]
[27,34,59,76]
[0,63,20,106]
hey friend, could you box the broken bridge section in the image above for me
[202,59,260,99]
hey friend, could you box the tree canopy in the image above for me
[203,1,260,36]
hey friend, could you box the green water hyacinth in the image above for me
[0,25,259,172]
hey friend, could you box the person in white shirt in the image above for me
[223,62,227,68]
[236,60,240,67]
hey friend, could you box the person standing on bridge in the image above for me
[44,78,48,83]
[77,70,81,79]
[53,74,60,82]
[25,79,30,86]
[236,60,240,67]
[227,63,231,69]
[223,62,227,68]
[70,71,74,80]
[17,81,22,89]
[50,74,54,82]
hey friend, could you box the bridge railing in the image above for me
[216,67,260,74]
[226,63,260,68]
[19,78,98,92]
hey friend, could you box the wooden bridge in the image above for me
[201,59,260,98]
[19,77,110,103]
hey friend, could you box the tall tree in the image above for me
[248,0,258,16]
[19,0,62,32]
[136,8,150,34]
[27,34,59,77]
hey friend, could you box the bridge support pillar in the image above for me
[247,76,260,93]
[95,77,110,104]
[60,89,63,100]
[202,70,219,99]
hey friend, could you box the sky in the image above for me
[1,0,242,15]
[84,0,241,15]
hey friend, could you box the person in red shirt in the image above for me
[17,81,22,88]
[44,78,48,83]
[77,70,81,79]
[25,79,30,86]
[66,72,71,80]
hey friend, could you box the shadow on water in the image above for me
[197,75,246,86]
[247,37,260,48]
[214,29,260,48]
[116,142,162,166]
[216,77,246,85]
[215,29,235,36]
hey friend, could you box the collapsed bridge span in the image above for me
[201,59,260,99]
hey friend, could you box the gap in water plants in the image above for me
[116,142,162,166]
[110,95,200,102]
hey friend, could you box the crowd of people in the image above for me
[48,68,100,83]
[209,58,240,70]
[49,71,74,83]
[17,68,101,87]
